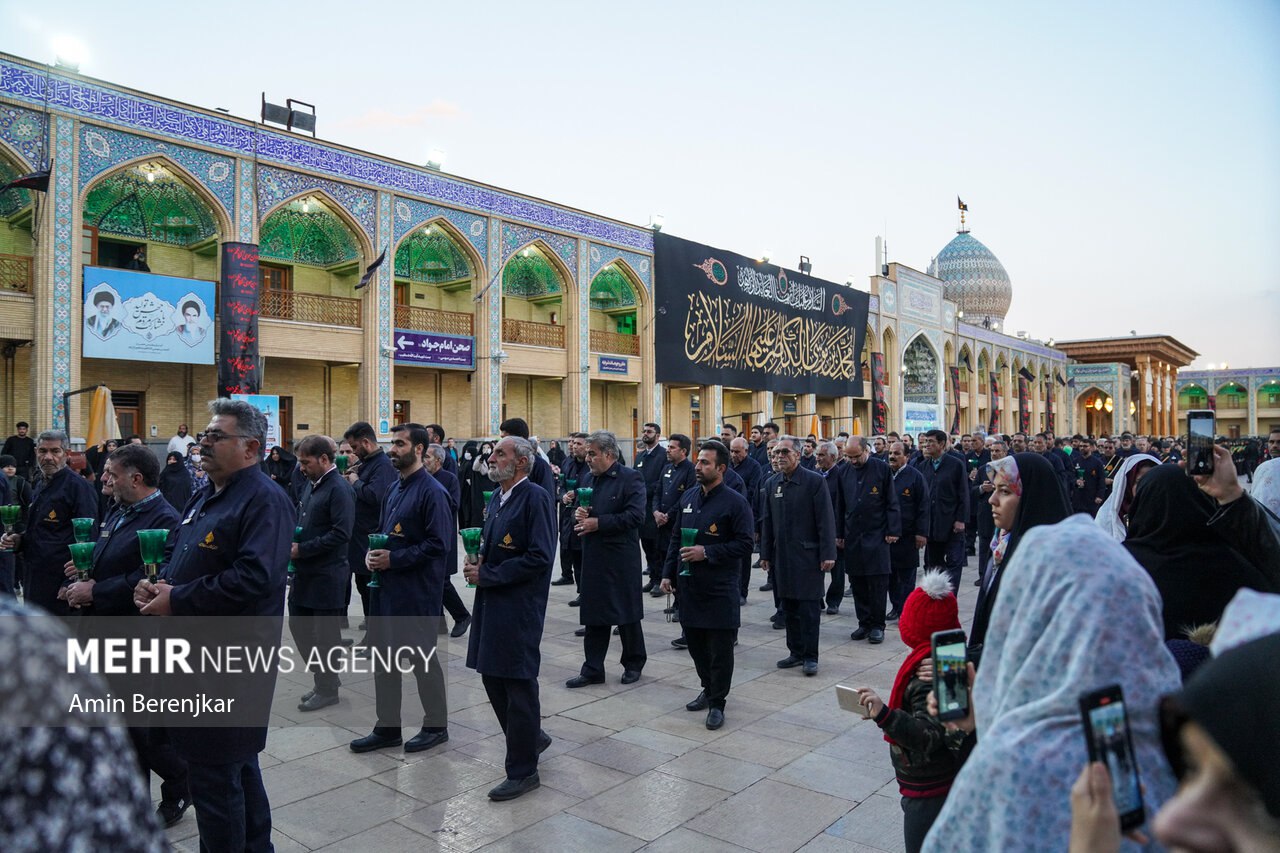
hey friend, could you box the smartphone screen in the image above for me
[932,631,969,721]
[1187,410,1215,475]
[1082,689,1145,830]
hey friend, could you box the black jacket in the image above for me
[578,461,646,626]
[760,466,837,599]
[89,491,180,615]
[290,468,355,609]
[913,454,969,543]
[372,467,452,618]
[835,456,900,577]
[21,466,98,615]
[662,482,754,629]
[348,449,396,576]
[890,464,930,570]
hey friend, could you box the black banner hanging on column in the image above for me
[1046,377,1055,434]
[218,242,262,397]
[654,232,869,397]
[871,352,887,435]
[1018,376,1031,435]
[988,372,1001,435]
[949,366,961,434]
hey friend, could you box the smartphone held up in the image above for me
[931,629,969,722]
[1186,409,1215,476]
[1079,684,1146,832]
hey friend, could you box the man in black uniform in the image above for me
[1,429,97,614]
[425,424,457,476]
[913,429,969,594]
[653,434,696,596]
[760,436,836,675]
[342,421,397,632]
[290,435,355,712]
[963,434,990,555]
[425,443,471,637]
[553,432,591,589]
[838,437,900,644]
[464,436,557,801]
[569,430,647,687]
[661,441,754,729]
[886,441,929,620]
[350,423,454,755]
[1,421,35,482]
[634,422,665,594]
[1071,437,1107,517]
[134,399,294,851]
[1033,432,1071,500]
[815,441,845,614]
[63,444,190,828]
[729,437,763,603]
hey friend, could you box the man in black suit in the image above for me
[569,430,647,687]
[729,437,763,603]
[837,437,900,644]
[661,441,754,730]
[962,434,990,555]
[815,441,845,614]
[760,436,836,676]
[913,428,969,594]
[290,435,355,712]
[553,432,591,589]
[634,422,665,594]
[463,436,557,801]
[425,443,471,637]
[342,421,397,632]
[886,440,929,619]
[653,434,696,595]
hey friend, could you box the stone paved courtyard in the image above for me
[162,558,979,852]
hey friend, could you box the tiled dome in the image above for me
[928,231,1012,323]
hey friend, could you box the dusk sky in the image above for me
[5,0,1277,368]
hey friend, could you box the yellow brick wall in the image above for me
[261,358,359,441]
[440,371,473,437]
[664,387,698,437]
[146,242,196,279]
[77,360,217,440]
[398,281,472,314]
[531,378,564,439]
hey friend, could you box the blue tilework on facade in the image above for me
[377,192,392,429]
[0,59,653,253]
[588,242,652,292]
[237,160,255,242]
[0,103,44,168]
[501,223,577,279]
[257,164,376,243]
[393,196,487,262]
[578,239,590,429]
[929,232,1013,322]
[51,116,74,426]
[77,123,235,215]
[486,217,503,432]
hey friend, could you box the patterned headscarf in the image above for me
[1095,453,1161,541]
[986,455,1020,569]
[922,516,1179,853]
[1252,457,1280,518]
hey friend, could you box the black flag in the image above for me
[0,168,51,195]
[961,351,974,372]
[1055,371,1067,386]
[957,196,968,212]
[355,248,387,290]
[1018,366,1036,382]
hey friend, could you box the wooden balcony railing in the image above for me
[260,288,361,327]
[589,329,639,356]
[395,304,473,336]
[0,253,32,293]
[502,318,564,348]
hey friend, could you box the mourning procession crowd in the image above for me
[0,406,1278,853]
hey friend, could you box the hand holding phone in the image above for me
[835,684,873,719]
[1186,409,1215,476]
[932,629,970,722]
[1079,685,1146,832]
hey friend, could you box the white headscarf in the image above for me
[1252,457,1280,518]
[1210,588,1280,657]
[1095,453,1161,541]
[922,516,1179,853]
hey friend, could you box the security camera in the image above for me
[380,344,396,356]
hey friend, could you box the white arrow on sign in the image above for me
[397,335,412,349]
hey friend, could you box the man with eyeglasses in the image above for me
[132,399,295,852]
[760,436,836,675]
[912,429,969,594]
[0,429,97,614]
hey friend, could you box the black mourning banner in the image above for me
[1018,376,1031,435]
[654,233,869,397]
[218,242,262,397]
[871,352,887,435]
[989,372,1001,435]
[949,366,961,434]
[1046,377,1056,434]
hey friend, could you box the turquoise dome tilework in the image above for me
[928,232,1012,322]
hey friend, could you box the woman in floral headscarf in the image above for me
[968,453,1069,663]
[923,516,1179,853]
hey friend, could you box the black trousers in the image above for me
[128,726,188,804]
[481,674,542,780]
[781,598,821,662]
[653,526,673,582]
[372,628,447,731]
[924,532,966,595]
[581,622,646,678]
[825,548,846,610]
[559,546,583,588]
[902,793,948,853]
[187,756,271,853]
[442,579,469,623]
[889,564,917,615]
[851,574,890,630]
[640,534,663,580]
[684,626,736,709]
[288,602,343,695]
[738,553,753,598]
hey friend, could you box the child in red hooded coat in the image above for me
[856,569,967,853]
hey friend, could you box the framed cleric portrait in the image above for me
[81,267,216,365]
